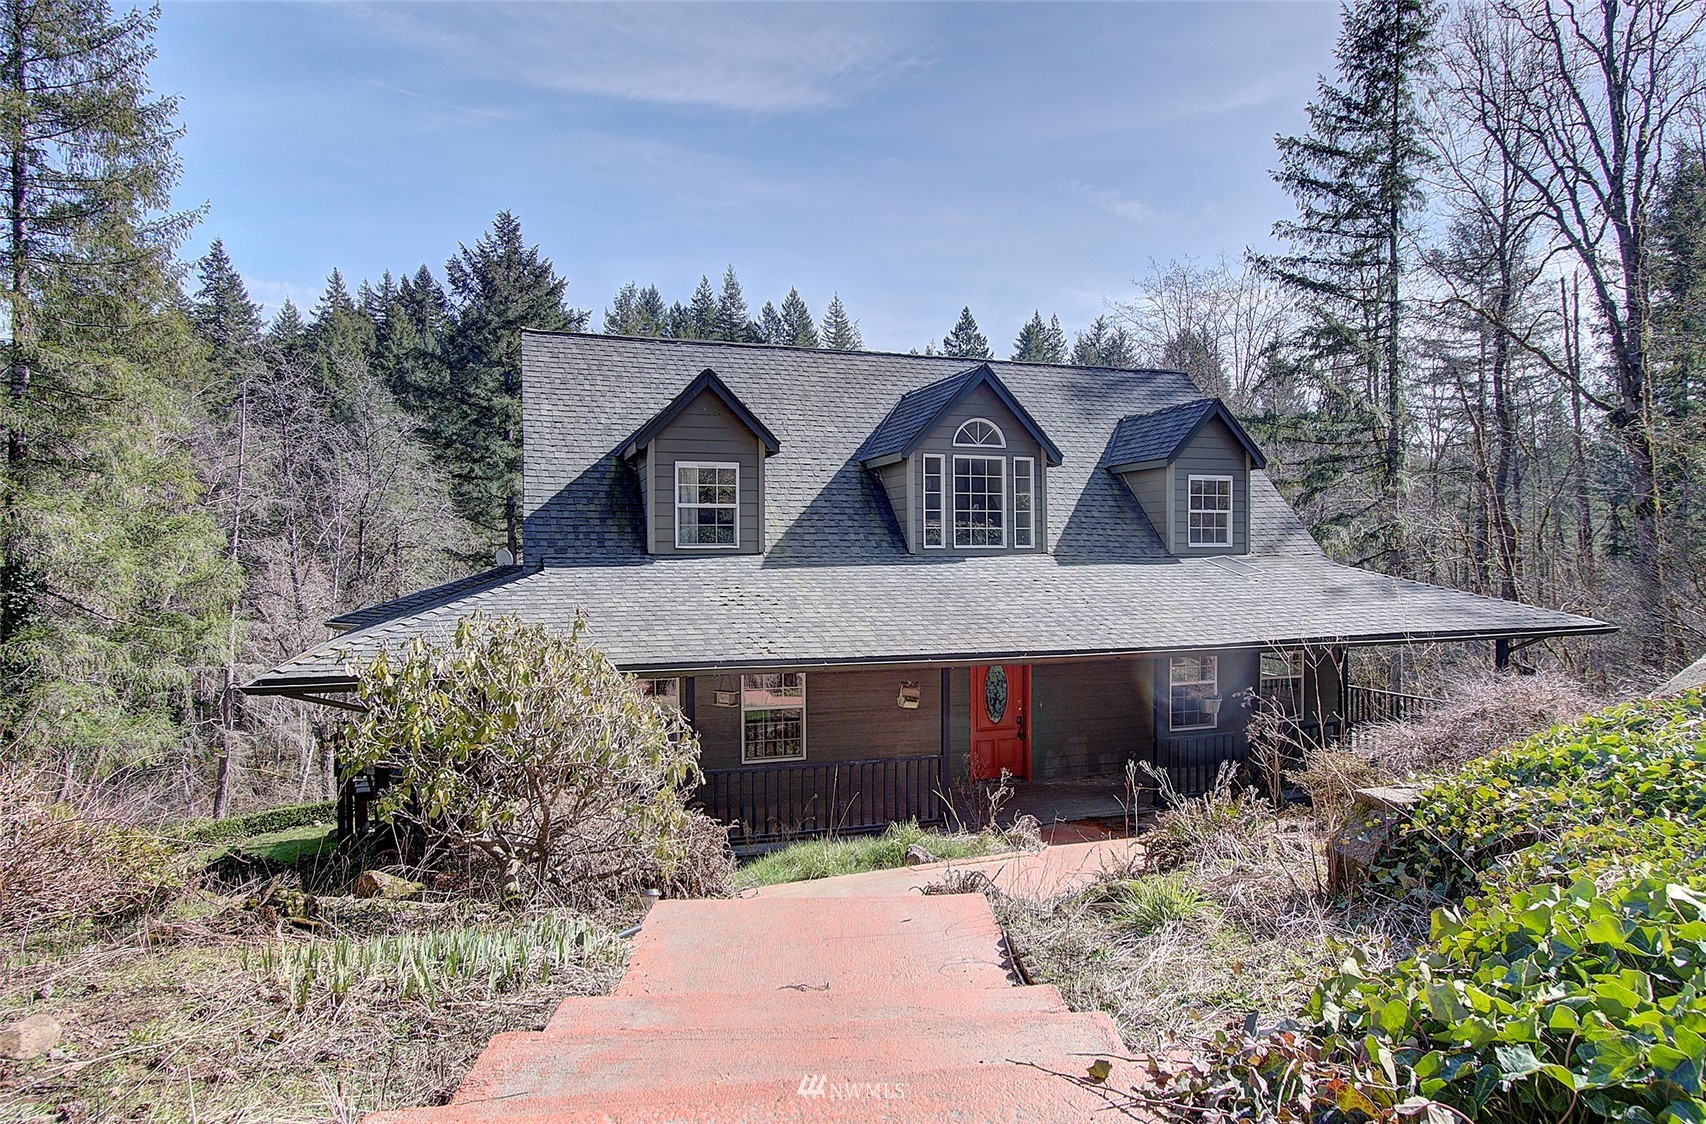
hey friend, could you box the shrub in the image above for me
[0,773,187,932]
[1312,876,1706,1123]
[346,613,729,906]
[1142,762,1272,871]
[1370,692,1706,901]
[1362,670,1603,779]
[171,800,335,845]
[734,820,1017,888]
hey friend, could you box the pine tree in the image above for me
[942,307,992,359]
[778,288,819,348]
[820,293,863,351]
[715,265,756,342]
[439,211,583,553]
[1071,316,1138,367]
[1254,0,1435,574]
[677,276,718,340]
[0,0,232,768]
[1012,311,1067,363]
[308,269,376,417]
[758,301,784,344]
[605,282,668,336]
[190,240,263,369]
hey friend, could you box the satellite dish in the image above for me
[495,547,515,567]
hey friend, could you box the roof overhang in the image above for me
[862,363,1065,470]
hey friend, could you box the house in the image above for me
[248,333,1612,842]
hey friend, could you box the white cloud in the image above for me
[350,3,924,114]
[1060,180,1159,225]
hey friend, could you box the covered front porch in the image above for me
[686,650,1438,846]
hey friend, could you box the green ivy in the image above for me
[1370,693,1706,900]
[1314,877,1706,1123]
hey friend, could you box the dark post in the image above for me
[1495,638,1511,671]
[939,668,952,824]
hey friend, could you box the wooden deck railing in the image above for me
[695,754,944,843]
[1345,683,1441,728]
[1153,732,1240,797]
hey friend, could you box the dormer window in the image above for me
[954,419,1006,448]
[858,363,1063,555]
[1187,475,1232,547]
[676,462,739,548]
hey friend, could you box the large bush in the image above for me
[346,613,730,904]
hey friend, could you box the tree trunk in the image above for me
[2,1,29,651]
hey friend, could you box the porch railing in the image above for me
[695,754,944,843]
[1345,684,1441,728]
[1153,732,1239,797]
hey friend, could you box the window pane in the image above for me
[953,456,1005,546]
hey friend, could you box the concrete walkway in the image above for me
[753,838,1143,902]
[368,841,1151,1123]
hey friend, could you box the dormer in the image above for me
[860,364,1063,554]
[622,368,780,556]
[1102,398,1266,556]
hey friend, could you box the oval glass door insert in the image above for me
[985,666,1009,723]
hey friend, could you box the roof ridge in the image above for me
[521,328,1186,378]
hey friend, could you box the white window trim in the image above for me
[1186,474,1234,548]
[1168,655,1220,732]
[921,454,947,550]
[952,453,1007,549]
[953,418,1007,448]
[1013,456,1036,550]
[634,676,683,708]
[740,673,807,764]
[674,461,740,550]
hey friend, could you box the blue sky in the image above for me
[155,1,1342,353]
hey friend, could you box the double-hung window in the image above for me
[1187,475,1232,547]
[741,673,805,762]
[1259,652,1304,715]
[675,462,738,548]
[1013,457,1036,548]
[634,676,681,711]
[1168,655,1220,731]
[953,456,1005,547]
[922,454,945,548]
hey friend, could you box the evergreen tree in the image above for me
[190,240,263,368]
[820,293,863,351]
[758,301,784,344]
[605,282,667,336]
[715,265,756,342]
[678,276,718,340]
[1012,311,1067,363]
[1254,0,1436,574]
[0,0,232,768]
[665,300,690,339]
[308,269,376,417]
[439,211,583,553]
[778,288,819,348]
[942,306,992,359]
[1071,316,1138,367]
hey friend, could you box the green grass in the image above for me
[1105,873,1209,934]
[733,820,1018,888]
[206,823,338,866]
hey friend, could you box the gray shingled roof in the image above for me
[1103,398,1266,471]
[857,363,1062,466]
[249,334,1611,692]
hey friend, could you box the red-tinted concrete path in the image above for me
[368,893,1145,1122]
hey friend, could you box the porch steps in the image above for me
[365,893,1153,1123]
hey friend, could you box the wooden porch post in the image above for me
[1495,638,1511,672]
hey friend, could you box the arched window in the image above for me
[953,419,1005,448]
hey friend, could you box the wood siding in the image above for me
[876,461,911,551]
[1169,419,1249,556]
[1031,659,1154,780]
[1119,466,1171,547]
[901,384,1048,554]
[649,390,764,556]
[687,667,943,771]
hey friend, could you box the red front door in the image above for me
[971,664,1030,781]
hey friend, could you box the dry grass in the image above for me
[996,778,1432,1053]
[0,898,629,1123]
[1361,671,1602,778]
[0,773,190,936]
